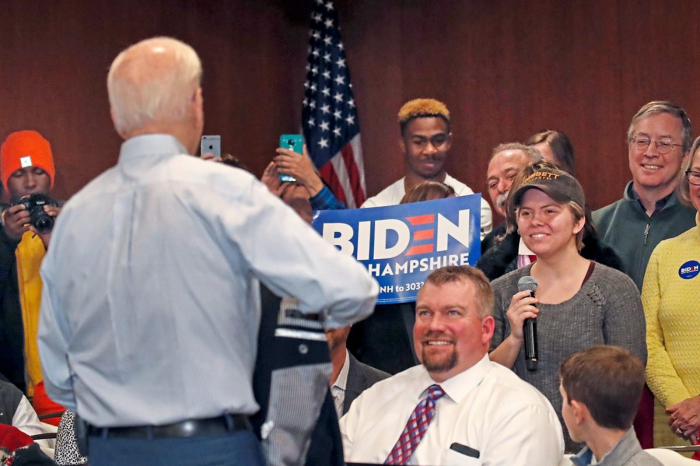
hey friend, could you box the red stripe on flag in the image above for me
[319,163,348,205]
[413,230,434,241]
[340,143,365,206]
[406,244,434,256]
[406,214,434,225]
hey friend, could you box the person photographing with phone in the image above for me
[488,166,647,453]
[265,135,346,210]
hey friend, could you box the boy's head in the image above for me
[558,346,645,440]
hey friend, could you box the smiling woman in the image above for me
[488,166,647,453]
[643,138,700,450]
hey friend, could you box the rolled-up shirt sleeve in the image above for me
[224,178,378,328]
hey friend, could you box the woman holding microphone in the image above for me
[488,165,646,452]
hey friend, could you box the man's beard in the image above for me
[421,345,458,373]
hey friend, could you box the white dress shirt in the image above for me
[38,134,378,427]
[340,355,564,465]
[330,349,350,419]
[360,174,493,240]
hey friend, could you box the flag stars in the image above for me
[337,42,344,50]
[346,115,355,125]
[334,75,345,86]
[312,30,321,40]
[336,58,346,68]
[311,67,318,75]
[321,87,330,97]
[310,83,317,92]
[325,2,334,10]
[320,104,330,114]
[304,81,310,89]
[312,12,322,22]
[348,98,355,108]
[312,48,319,57]
[333,127,342,137]
[334,92,343,103]
[318,138,329,149]
[303,98,308,107]
[324,18,334,28]
[320,121,330,131]
[333,110,342,120]
[323,53,331,62]
[322,70,331,80]
[323,36,332,45]
[309,100,316,109]
[308,118,315,127]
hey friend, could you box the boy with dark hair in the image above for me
[559,346,661,465]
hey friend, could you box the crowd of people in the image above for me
[0,35,698,466]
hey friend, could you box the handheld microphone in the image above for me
[517,276,538,371]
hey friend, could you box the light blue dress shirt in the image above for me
[38,134,378,427]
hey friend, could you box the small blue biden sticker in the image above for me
[679,260,700,280]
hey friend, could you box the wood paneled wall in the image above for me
[1,0,699,214]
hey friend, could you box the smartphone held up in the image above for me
[279,134,303,183]
[201,135,221,158]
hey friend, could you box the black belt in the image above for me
[87,414,251,439]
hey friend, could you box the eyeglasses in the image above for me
[686,169,700,186]
[630,136,682,154]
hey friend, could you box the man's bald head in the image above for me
[107,37,203,144]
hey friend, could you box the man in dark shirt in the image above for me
[593,101,696,290]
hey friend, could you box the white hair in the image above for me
[107,37,202,135]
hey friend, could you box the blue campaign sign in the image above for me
[312,194,482,304]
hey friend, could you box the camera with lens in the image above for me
[13,193,59,233]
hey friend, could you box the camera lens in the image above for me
[34,216,54,234]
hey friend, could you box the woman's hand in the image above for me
[505,290,539,342]
[667,396,700,441]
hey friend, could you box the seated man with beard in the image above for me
[340,265,564,466]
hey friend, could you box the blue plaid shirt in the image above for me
[310,185,346,211]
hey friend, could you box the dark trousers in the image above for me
[89,430,265,466]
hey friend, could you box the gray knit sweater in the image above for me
[490,262,647,452]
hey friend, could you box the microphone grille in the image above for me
[517,275,538,293]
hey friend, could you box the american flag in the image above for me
[302,0,366,208]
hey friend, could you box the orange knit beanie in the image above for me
[0,130,55,192]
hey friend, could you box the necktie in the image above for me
[384,384,445,465]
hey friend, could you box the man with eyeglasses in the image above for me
[593,101,696,291]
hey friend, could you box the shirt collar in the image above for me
[332,349,351,391]
[628,182,674,213]
[571,428,639,466]
[412,354,491,403]
[119,134,190,162]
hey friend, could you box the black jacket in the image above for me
[477,229,624,281]
[0,225,24,393]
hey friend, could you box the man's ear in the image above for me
[570,399,590,425]
[481,316,495,344]
[445,131,453,151]
[110,108,128,140]
[193,87,204,129]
